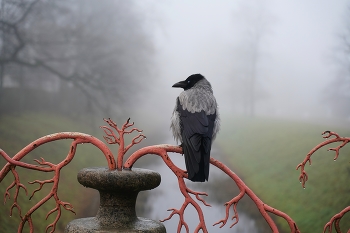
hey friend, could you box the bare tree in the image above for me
[230,0,274,117]
[326,6,350,118]
[0,0,155,117]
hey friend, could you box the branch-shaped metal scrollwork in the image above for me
[0,132,115,233]
[1,118,303,232]
[296,131,350,233]
[296,131,349,188]
[0,118,148,232]
[124,144,300,233]
[100,118,146,170]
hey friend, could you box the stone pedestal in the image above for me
[65,167,166,233]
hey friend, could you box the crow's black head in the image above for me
[172,74,204,90]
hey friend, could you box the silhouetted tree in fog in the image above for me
[326,6,350,118]
[230,0,273,117]
[0,0,155,118]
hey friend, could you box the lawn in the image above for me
[217,116,350,233]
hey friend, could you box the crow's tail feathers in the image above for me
[184,141,211,182]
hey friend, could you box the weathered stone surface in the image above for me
[65,167,166,233]
[78,167,161,192]
[65,217,166,233]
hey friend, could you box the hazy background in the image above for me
[1,0,350,232]
[1,0,350,126]
[138,0,350,129]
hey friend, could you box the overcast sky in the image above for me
[135,0,350,123]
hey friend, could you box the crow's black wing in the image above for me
[203,113,216,180]
[177,98,216,181]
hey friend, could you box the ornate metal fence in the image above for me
[1,119,348,232]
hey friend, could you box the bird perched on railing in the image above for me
[171,74,220,182]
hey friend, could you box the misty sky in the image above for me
[135,0,350,123]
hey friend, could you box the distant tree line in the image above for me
[0,0,155,119]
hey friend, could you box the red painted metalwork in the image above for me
[0,132,115,233]
[296,131,350,188]
[100,118,146,170]
[296,131,350,233]
[323,206,350,233]
[0,118,305,233]
[124,144,300,233]
[0,118,146,232]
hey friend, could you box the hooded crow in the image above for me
[170,74,220,182]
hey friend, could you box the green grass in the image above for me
[217,116,350,233]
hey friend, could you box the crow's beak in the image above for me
[172,80,187,88]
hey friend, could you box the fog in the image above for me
[136,0,350,128]
[2,0,349,124]
[1,0,350,232]
[130,2,350,231]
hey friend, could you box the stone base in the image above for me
[65,217,166,233]
[65,167,166,233]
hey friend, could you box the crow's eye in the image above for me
[187,80,190,83]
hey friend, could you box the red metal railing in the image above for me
[0,132,115,232]
[124,145,299,233]
[296,131,350,233]
[100,118,146,170]
[1,119,348,232]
